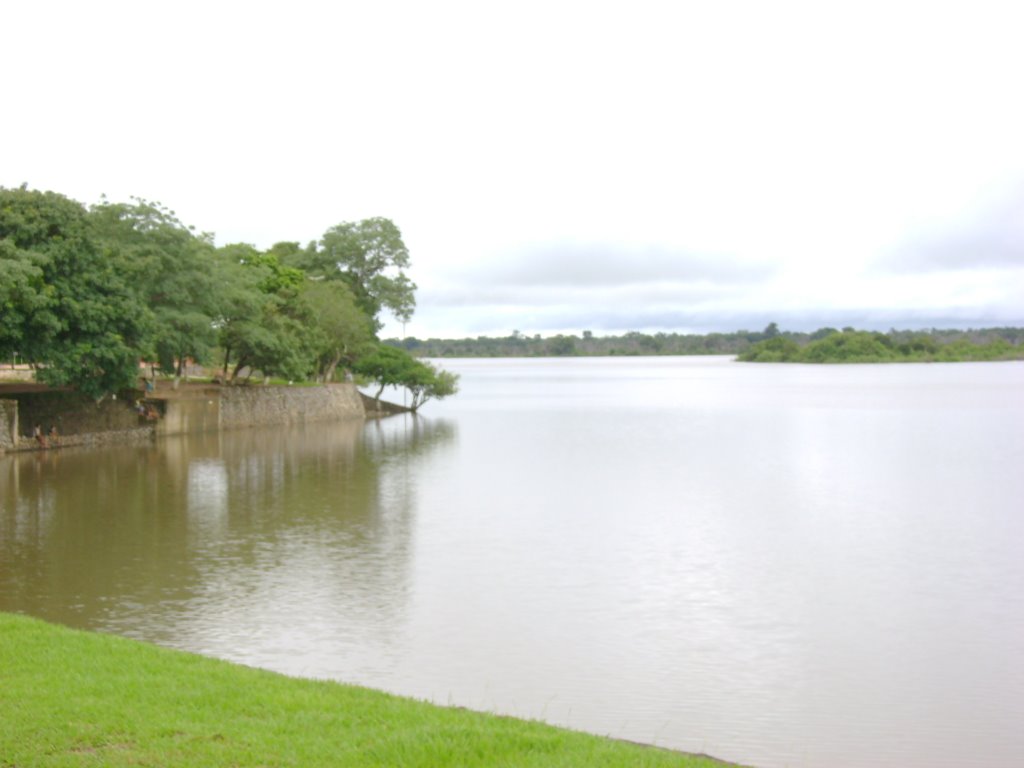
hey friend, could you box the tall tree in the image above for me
[90,198,219,382]
[211,245,271,381]
[301,280,375,382]
[0,233,55,359]
[215,248,315,383]
[0,187,148,398]
[285,218,416,330]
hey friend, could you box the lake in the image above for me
[2,357,1023,768]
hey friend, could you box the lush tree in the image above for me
[810,326,839,341]
[215,248,316,383]
[1,187,80,359]
[352,344,420,401]
[895,332,940,356]
[0,232,54,357]
[0,187,148,399]
[801,331,894,363]
[353,344,458,411]
[210,245,266,380]
[404,362,459,411]
[286,217,416,329]
[736,336,801,362]
[90,198,219,382]
[302,280,375,381]
[265,240,313,265]
[241,250,306,295]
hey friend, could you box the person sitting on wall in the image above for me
[48,425,60,446]
[33,424,47,448]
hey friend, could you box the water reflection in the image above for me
[0,418,457,681]
[3,358,1024,768]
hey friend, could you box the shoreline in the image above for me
[0,379,411,456]
[0,611,744,767]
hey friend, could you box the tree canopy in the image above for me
[737,328,1023,363]
[284,217,416,330]
[0,185,457,407]
[91,197,220,379]
[352,344,459,412]
[0,187,149,398]
[391,325,1024,361]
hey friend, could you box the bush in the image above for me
[737,336,801,362]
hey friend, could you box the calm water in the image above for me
[2,357,1023,768]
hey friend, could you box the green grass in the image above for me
[0,612,737,768]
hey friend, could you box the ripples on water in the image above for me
[2,358,1023,768]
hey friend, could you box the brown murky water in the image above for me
[3,357,1023,768]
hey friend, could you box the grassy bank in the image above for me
[0,613,737,767]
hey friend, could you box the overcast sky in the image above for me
[5,1,1023,339]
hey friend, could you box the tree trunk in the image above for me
[323,353,342,383]
[222,347,232,381]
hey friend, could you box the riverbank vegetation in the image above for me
[737,327,1024,363]
[0,612,733,768]
[0,186,456,407]
[6,185,1018,390]
[389,325,1024,360]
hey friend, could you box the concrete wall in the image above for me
[11,390,142,437]
[154,390,220,437]
[220,383,365,429]
[1,383,368,449]
[0,399,17,452]
[154,382,366,436]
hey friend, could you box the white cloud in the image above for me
[4,1,1024,339]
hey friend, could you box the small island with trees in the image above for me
[736,324,1024,363]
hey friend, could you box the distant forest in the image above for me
[386,325,1024,360]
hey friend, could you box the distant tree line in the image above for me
[0,185,456,408]
[388,324,1024,360]
[390,329,759,357]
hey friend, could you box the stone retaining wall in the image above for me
[219,383,365,429]
[7,390,141,439]
[0,399,17,452]
[1,383,369,451]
